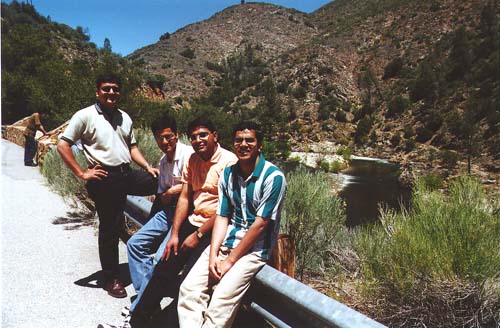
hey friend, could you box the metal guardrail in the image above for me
[124,195,387,328]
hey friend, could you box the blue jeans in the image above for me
[127,207,174,293]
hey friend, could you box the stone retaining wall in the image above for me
[2,116,68,166]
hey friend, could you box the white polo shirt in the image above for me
[60,103,136,167]
[157,142,193,194]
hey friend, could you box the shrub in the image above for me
[146,74,166,90]
[41,146,87,202]
[416,126,433,142]
[205,61,223,72]
[292,85,307,99]
[180,47,195,59]
[391,133,401,146]
[409,61,438,102]
[159,32,170,41]
[335,110,347,122]
[355,116,373,144]
[386,95,409,117]
[441,150,459,168]
[403,125,414,139]
[383,57,404,79]
[336,146,352,161]
[420,173,443,191]
[133,128,163,168]
[281,168,346,279]
[318,105,331,121]
[319,159,330,172]
[404,138,416,152]
[330,160,343,173]
[355,176,500,327]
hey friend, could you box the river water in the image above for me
[335,157,412,226]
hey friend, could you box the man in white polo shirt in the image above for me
[127,113,193,299]
[57,73,159,299]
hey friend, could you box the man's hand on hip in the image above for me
[80,165,108,181]
[146,166,160,178]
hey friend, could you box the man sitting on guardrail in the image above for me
[177,121,286,328]
[98,117,237,328]
[127,114,193,298]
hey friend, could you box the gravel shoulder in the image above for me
[1,139,134,328]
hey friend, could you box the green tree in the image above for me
[409,61,438,102]
[354,116,373,144]
[447,27,472,81]
[103,37,112,53]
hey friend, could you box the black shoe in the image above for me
[105,278,127,298]
[24,162,37,166]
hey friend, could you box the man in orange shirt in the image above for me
[23,110,48,166]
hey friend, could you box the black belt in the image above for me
[98,163,131,173]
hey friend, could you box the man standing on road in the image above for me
[98,117,237,328]
[178,121,286,328]
[57,73,159,299]
[23,110,48,166]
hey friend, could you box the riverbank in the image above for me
[291,140,499,193]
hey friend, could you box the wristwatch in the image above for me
[196,229,204,239]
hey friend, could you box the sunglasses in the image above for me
[100,86,120,93]
[189,131,210,141]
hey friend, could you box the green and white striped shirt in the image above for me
[217,154,286,259]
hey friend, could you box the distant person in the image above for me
[57,73,159,299]
[23,110,48,166]
[127,113,193,300]
[178,121,286,328]
[98,117,237,328]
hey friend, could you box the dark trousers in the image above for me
[24,135,37,164]
[86,168,158,280]
[131,220,211,320]
[148,194,164,220]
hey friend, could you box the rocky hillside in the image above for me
[3,0,498,186]
[127,3,317,100]
[129,0,499,185]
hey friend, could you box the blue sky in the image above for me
[26,1,332,56]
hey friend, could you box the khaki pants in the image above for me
[178,246,266,328]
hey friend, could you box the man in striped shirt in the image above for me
[178,121,286,328]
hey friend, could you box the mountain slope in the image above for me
[127,3,317,100]
[129,0,499,181]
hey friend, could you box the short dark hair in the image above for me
[187,117,216,135]
[232,121,263,144]
[150,114,177,134]
[95,73,122,88]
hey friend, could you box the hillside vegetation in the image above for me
[128,0,500,183]
[1,1,173,130]
[3,0,499,182]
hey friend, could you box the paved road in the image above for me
[1,139,134,328]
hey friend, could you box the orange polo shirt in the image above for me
[182,144,237,227]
